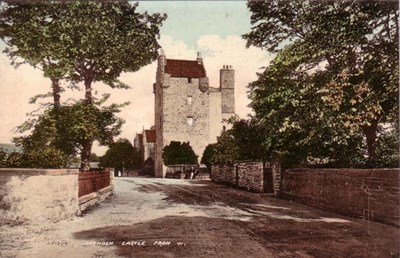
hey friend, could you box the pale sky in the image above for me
[0,1,273,155]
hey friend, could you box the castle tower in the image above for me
[220,65,235,114]
[154,51,210,177]
[153,51,236,178]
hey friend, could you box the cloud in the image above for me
[195,34,273,118]
[0,34,273,155]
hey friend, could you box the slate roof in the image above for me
[145,130,156,143]
[165,59,206,78]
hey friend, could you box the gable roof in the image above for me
[165,59,206,78]
[145,130,156,143]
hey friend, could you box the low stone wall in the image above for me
[237,162,264,192]
[0,169,79,224]
[211,164,236,186]
[211,161,281,193]
[280,168,400,227]
[0,168,114,224]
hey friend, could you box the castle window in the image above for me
[187,116,193,126]
[187,96,192,105]
[188,78,192,83]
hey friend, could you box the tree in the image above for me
[14,102,124,168]
[5,152,24,168]
[375,126,400,168]
[244,0,399,167]
[209,130,240,165]
[0,148,8,167]
[203,119,269,166]
[0,2,67,107]
[90,153,101,162]
[99,139,140,172]
[162,141,198,166]
[201,144,217,171]
[1,1,167,170]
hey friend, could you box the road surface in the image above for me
[1,177,398,257]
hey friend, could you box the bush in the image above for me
[162,141,198,165]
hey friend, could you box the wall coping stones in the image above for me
[0,168,79,176]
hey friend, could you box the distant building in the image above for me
[153,51,237,177]
[134,128,156,175]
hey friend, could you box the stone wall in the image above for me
[0,169,79,224]
[0,169,114,224]
[211,164,236,186]
[237,162,264,192]
[280,168,400,227]
[163,77,210,165]
[211,161,281,193]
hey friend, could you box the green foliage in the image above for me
[162,141,198,166]
[56,102,123,148]
[1,1,166,170]
[23,147,68,169]
[99,139,140,172]
[1,148,67,169]
[201,144,217,171]
[204,119,269,165]
[14,103,123,168]
[1,1,167,88]
[5,152,24,168]
[209,130,240,165]
[90,153,101,162]
[0,148,7,167]
[376,126,400,168]
[244,0,399,167]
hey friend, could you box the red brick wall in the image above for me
[280,168,400,227]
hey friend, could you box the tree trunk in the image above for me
[362,119,379,168]
[84,77,93,104]
[51,77,61,107]
[80,75,94,171]
[80,140,92,171]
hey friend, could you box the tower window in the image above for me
[187,117,193,126]
[187,96,192,105]
[188,78,192,83]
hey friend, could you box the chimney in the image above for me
[158,49,166,72]
[197,52,203,64]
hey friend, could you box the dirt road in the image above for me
[1,177,398,257]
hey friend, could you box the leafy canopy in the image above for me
[162,141,198,166]
[244,0,399,167]
[99,139,141,172]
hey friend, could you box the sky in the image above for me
[0,1,273,155]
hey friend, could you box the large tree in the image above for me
[162,141,198,166]
[244,0,399,167]
[1,1,167,170]
[0,2,67,107]
[99,139,141,172]
[13,102,124,167]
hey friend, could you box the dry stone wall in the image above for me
[211,164,236,186]
[280,168,400,227]
[211,161,281,193]
[237,162,264,192]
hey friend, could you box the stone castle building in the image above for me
[153,51,236,177]
[134,128,156,176]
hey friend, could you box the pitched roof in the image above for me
[145,130,156,143]
[165,59,206,78]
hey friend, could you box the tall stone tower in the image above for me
[220,65,235,115]
[153,51,236,177]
